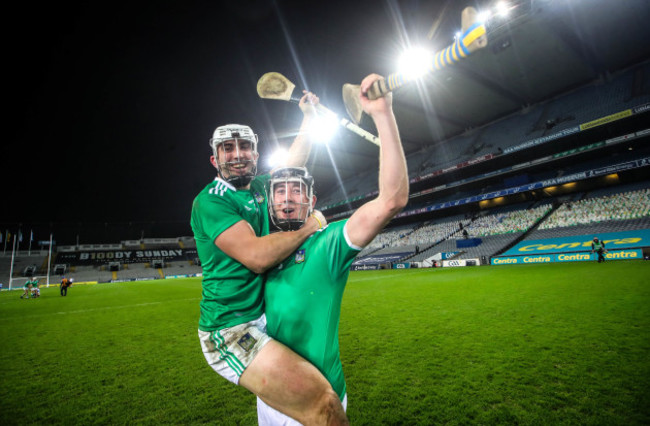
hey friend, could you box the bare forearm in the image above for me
[286,135,311,167]
[346,110,408,248]
[374,111,409,212]
[215,217,322,274]
[286,110,316,167]
[246,225,316,273]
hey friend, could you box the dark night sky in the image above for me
[4,0,649,246]
[3,0,479,245]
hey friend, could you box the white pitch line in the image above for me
[348,269,432,283]
[56,297,200,315]
[57,301,162,315]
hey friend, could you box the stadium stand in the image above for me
[2,63,648,285]
[0,237,202,287]
[426,233,524,262]
[320,62,650,209]
[353,175,649,267]
[538,187,650,230]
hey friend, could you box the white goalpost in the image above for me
[9,276,50,291]
[6,233,54,291]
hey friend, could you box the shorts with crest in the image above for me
[198,313,272,385]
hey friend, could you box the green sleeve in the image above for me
[192,189,243,244]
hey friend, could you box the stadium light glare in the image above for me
[495,1,511,18]
[398,47,434,81]
[309,112,338,144]
[267,147,289,168]
[477,10,492,24]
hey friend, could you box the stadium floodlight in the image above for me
[267,147,289,168]
[477,10,492,24]
[397,47,434,81]
[495,1,511,18]
[309,111,339,144]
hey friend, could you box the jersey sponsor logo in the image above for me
[294,249,305,264]
[209,182,229,196]
[237,332,257,352]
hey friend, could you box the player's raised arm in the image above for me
[215,211,326,274]
[345,74,409,248]
[284,91,320,167]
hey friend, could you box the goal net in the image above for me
[8,276,52,291]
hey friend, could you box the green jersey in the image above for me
[191,175,270,331]
[264,220,361,400]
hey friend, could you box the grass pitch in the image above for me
[1,261,649,425]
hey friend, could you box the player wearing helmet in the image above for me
[30,277,40,298]
[259,73,409,426]
[268,167,315,232]
[192,91,349,425]
[20,278,33,299]
[209,124,260,189]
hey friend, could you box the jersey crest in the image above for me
[253,191,265,204]
[294,249,306,264]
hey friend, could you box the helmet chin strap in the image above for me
[273,207,309,231]
[217,163,256,188]
[275,221,304,232]
[225,174,254,188]
[214,145,257,188]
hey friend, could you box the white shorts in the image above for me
[256,393,348,426]
[198,313,272,385]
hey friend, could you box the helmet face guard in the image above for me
[269,167,314,231]
[210,124,259,188]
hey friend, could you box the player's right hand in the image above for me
[360,73,393,117]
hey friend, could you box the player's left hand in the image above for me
[299,90,319,117]
[305,210,327,232]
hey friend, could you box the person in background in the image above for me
[20,279,32,299]
[60,277,73,296]
[30,277,40,298]
[591,237,607,263]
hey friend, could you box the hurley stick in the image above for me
[343,7,488,124]
[257,72,380,146]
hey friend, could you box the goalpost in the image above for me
[9,276,50,291]
[6,233,55,291]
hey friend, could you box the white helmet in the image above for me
[268,167,314,231]
[210,124,259,187]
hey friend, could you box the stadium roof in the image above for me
[287,0,650,198]
[4,0,650,243]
